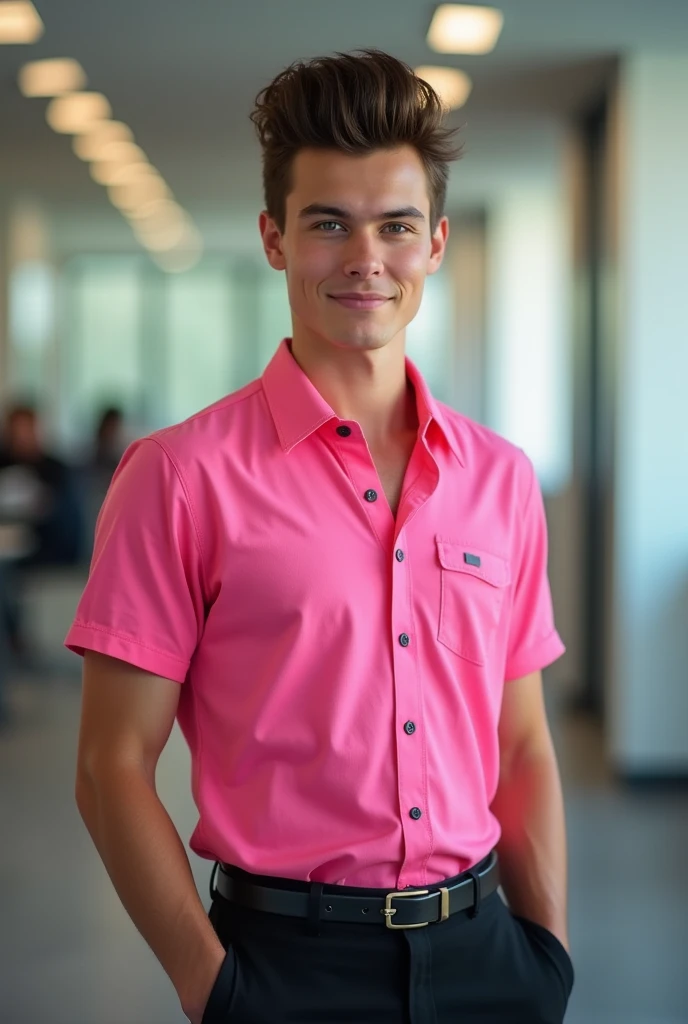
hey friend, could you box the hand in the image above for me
[179,945,227,1024]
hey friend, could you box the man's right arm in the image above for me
[75,651,225,1024]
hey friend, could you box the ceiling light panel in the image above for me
[108,177,169,210]
[72,122,134,161]
[90,161,152,186]
[427,4,504,55]
[0,1,43,44]
[96,141,146,165]
[18,58,86,96]
[126,198,183,223]
[415,66,472,109]
[46,92,112,134]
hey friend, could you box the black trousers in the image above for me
[202,866,574,1024]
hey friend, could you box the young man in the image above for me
[69,50,574,1024]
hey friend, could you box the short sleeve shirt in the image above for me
[66,339,565,888]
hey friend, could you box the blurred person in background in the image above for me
[79,405,128,562]
[0,402,83,658]
[69,50,573,1024]
[92,405,127,477]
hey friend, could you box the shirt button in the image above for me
[399,633,410,647]
[404,721,416,735]
[395,549,405,562]
[336,425,352,437]
[364,489,378,502]
[410,807,422,821]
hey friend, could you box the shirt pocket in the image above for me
[436,538,511,666]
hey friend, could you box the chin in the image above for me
[331,334,392,352]
[323,320,398,351]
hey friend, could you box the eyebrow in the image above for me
[298,204,426,221]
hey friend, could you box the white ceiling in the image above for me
[0,0,685,223]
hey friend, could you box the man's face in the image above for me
[260,146,448,354]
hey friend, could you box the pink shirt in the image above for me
[66,339,565,889]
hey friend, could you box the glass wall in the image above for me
[47,255,292,451]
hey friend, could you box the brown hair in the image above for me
[250,49,463,232]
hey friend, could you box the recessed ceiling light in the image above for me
[134,203,186,231]
[96,141,146,165]
[105,163,160,188]
[126,198,183,223]
[108,176,170,211]
[134,216,190,252]
[18,58,86,97]
[0,1,43,44]
[46,92,112,134]
[90,160,153,187]
[415,66,472,109]
[72,122,134,161]
[427,4,504,55]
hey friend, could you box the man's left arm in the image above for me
[490,669,570,952]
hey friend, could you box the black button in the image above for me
[399,633,410,647]
[395,549,405,562]
[410,807,422,821]
[404,721,416,735]
[365,489,378,502]
[336,425,352,437]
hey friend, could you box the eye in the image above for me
[382,223,411,234]
[314,221,345,232]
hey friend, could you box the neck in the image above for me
[289,327,418,445]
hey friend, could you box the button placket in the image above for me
[389,534,430,881]
[388,441,439,885]
[326,421,395,550]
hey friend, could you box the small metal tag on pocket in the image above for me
[463,552,481,568]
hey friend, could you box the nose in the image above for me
[342,232,383,279]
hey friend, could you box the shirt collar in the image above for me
[261,339,465,466]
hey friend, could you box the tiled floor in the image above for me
[0,670,686,1023]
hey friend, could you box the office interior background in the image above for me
[0,2,687,1022]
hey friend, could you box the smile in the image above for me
[329,294,391,310]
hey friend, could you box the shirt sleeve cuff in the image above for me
[64,622,188,683]
[504,629,566,682]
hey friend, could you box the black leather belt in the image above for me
[214,849,499,930]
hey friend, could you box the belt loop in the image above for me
[306,882,325,937]
[466,868,482,919]
[209,861,220,903]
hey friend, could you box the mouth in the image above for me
[328,293,391,310]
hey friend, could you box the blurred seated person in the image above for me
[0,403,83,567]
[0,403,84,657]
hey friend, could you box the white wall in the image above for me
[611,53,688,773]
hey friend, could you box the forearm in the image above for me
[490,742,570,950]
[76,765,225,1021]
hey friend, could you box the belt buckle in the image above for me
[381,887,450,930]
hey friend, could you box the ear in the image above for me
[259,211,287,271]
[427,216,449,276]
